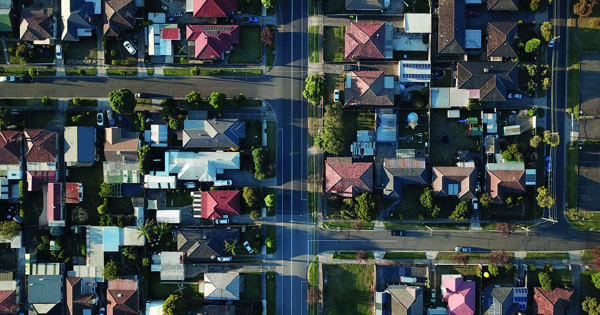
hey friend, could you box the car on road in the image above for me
[106,109,115,126]
[0,76,16,82]
[245,16,259,23]
[97,113,104,126]
[548,40,555,48]
[455,247,472,252]
[508,92,523,99]
[243,240,254,254]
[99,308,106,315]
[466,10,480,16]
[391,230,404,236]
[334,89,340,102]
[546,156,552,172]
[123,41,137,55]
[343,64,359,71]
[55,44,62,60]
[217,256,232,262]
[20,75,33,83]
[135,92,149,98]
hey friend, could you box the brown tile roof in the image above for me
[437,0,465,54]
[0,131,21,165]
[325,157,373,197]
[344,71,394,107]
[25,129,56,163]
[0,281,17,314]
[486,169,525,203]
[456,62,518,102]
[107,279,138,315]
[432,166,476,200]
[66,277,95,315]
[104,128,139,163]
[65,182,82,204]
[533,287,573,315]
[488,0,518,11]
[487,22,518,58]
[19,9,53,41]
[345,22,387,59]
[103,0,135,37]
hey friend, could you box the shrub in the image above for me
[41,96,51,106]
[191,66,200,76]
[525,38,541,53]
[539,272,553,291]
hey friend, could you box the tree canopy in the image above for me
[0,221,21,238]
[265,194,277,207]
[502,143,523,161]
[525,38,541,53]
[530,135,542,148]
[186,91,202,108]
[536,186,555,208]
[583,296,600,315]
[103,260,122,280]
[108,88,136,114]
[449,201,470,221]
[574,0,598,16]
[539,272,552,291]
[317,103,347,155]
[354,193,380,222]
[544,130,560,146]
[208,92,227,109]
[138,144,152,175]
[303,74,325,106]
[541,22,553,42]
[243,187,262,208]
[163,294,186,315]
[261,0,278,9]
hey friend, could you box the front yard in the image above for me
[323,264,374,315]
[323,26,344,62]
[229,26,262,64]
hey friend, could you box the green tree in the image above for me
[420,188,434,210]
[208,91,227,109]
[525,38,541,53]
[502,143,523,161]
[449,201,471,221]
[108,88,136,114]
[488,264,499,277]
[539,272,553,291]
[137,219,156,241]
[138,144,151,175]
[121,246,137,260]
[0,221,21,238]
[574,0,598,17]
[536,186,555,208]
[253,148,265,179]
[466,99,481,110]
[261,0,278,9]
[530,135,542,148]
[592,272,600,289]
[168,118,183,130]
[303,74,325,106]
[430,205,441,219]
[163,294,186,315]
[232,93,248,107]
[530,0,542,11]
[29,67,37,78]
[224,239,239,255]
[103,260,122,280]
[318,103,347,155]
[41,96,51,106]
[354,193,380,222]
[480,192,492,207]
[583,296,600,315]
[541,22,554,41]
[265,235,276,248]
[185,91,202,108]
[160,98,178,120]
[243,187,262,208]
[543,130,560,146]
[264,194,276,207]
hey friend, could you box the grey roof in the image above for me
[345,0,385,10]
[177,229,240,261]
[387,285,423,315]
[182,119,245,149]
[456,62,518,102]
[383,158,427,198]
[28,275,62,313]
[438,0,465,54]
[64,126,95,166]
[487,22,518,58]
[62,0,95,41]
[488,0,518,10]
[204,273,240,300]
[483,286,518,315]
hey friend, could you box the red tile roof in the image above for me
[162,27,180,40]
[325,157,373,197]
[65,183,82,204]
[0,131,21,165]
[533,287,573,315]
[46,183,61,222]
[107,279,139,315]
[186,25,239,60]
[27,171,56,191]
[25,129,56,163]
[345,22,386,59]
[486,169,525,203]
[0,289,17,314]
[193,0,237,17]
[201,190,241,219]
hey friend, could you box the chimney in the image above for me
[118,293,123,297]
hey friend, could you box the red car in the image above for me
[466,10,480,16]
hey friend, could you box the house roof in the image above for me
[182,119,245,148]
[437,0,465,54]
[456,62,518,102]
[20,9,53,42]
[164,150,240,182]
[64,126,96,165]
[345,22,388,59]
[0,132,21,166]
[383,158,427,198]
[345,71,395,107]
[25,129,56,163]
[62,0,95,41]
[103,0,135,36]
[487,22,517,58]
[27,275,62,314]
[204,273,240,300]
[432,166,476,200]
[27,170,55,191]
[325,157,373,197]
[193,0,237,17]
[0,281,17,314]
[66,277,95,315]
[201,190,241,219]
[159,252,185,281]
[483,286,528,315]
[533,287,573,315]
[162,26,180,40]
[488,0,518,10]
[46,182,62,222]
[144,124,168,147]
[387,285,424,315]
[376,110,397,142]
[486,168,526,203]
[177,229,240,261]
[107,279,139,315]
[65,182,82,204]
[186,25,239,60]
[345,0,385,10]
[104,127,139,163]
[442,275,475,315]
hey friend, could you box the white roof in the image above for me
[148,12,166,23]
[156,210,181,224]
[144,174,177,189]
[404,14,432,33]
[376,112,397,143]
[103,226,120,252]
[465,29,482,49]
[165,150,240,182]
[447,110,461,118]
[159,252,185,280]
[430,88,470,108]
[146,300,166,315]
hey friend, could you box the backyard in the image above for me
[323,26,344,62]
[323,264,374,315]
[528,266,572,289]
[66,163,104,225]
[430,109,479,166]
[241,273,262,300]
[166,190,193,207]
[63,38,98,61]
[567,17,600,114]
[229,26,262,64]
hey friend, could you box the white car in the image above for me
[123,41,137,55]
[0,76,16,82]
[333,89,340,102]
[548,40,555,48]
[97,113,104,126]
[217,256,232,262]
[215,217,230,225]
[55,44,63,60]
[243,241,254,254]
[472,198,478,211]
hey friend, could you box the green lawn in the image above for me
[107,197,133,215]
[68,98,98,107]
[241,273,262,300]
[65,68,98,76]
[581,269,600,295]
[567,18,600,114]
[149,273,180,299]
[266,271,276,315]
[524,252,569,260]
[386,185,428,219]
[24,110,56,129]
[384,222,470,230]
[432,69,452,87]
[106,68,138,76]
[164,68,262,76]
[529,267,572,288]
[566,144,578,209]
[308,256,319,287]
[309,26,319,63]
[64,38,98,60]
[430,109,479,166]
[332,251,374,260]
[323,264,374,315]
[266,225,276,254]
[166,190,193,207]
[323,26,345,62]
[266,121,277,178]
[0,98,58,107]
[566,209,600,231]
[324,221,374,230]
[146,68,154,76]
[324,0,345,13]
[229,26,262,63]
[383,252,427,259]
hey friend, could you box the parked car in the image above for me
[472,198,478,211]
[455,246,471,252]
[343,64,359,71]
[99,308,106,315]
[97,112,104,126]
[466,10,480,16]
[245,16,259,23]
[215,216,230,225]
[55,44,62,60]
[334,89,340,102]
[0,76,16,82]
[217,256,232,262]
[391,230,404,236]
[508,92,523,99]
[213,180,232,186]
[135,92,149,98]
[123,41,137,55]
[546,156,552,172]
[12,215,22,224]
[548,40,555,48]
[243,240,254,254]
[184,182,197,189]
[106,109,115,126]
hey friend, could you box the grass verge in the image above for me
[241,273,262,300]
[332,251,374,260]
[164,68,262,76]
[323,26,344,62]
[106,68,138,76]
[65,68,98,76]
[383,252,427,259]
[309,26,319,63]
[266,225,276,254]
[323,221,374,230]
[566,209,600,231]
[566,144,578,208]
[524,252,569,260]
[266,271,276,314]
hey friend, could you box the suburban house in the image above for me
[204,272,240,301]
[103,127,140,184]
[65,182,83,204]
[45,182,65,226]
[190,0,237,18]
[87,226,145,281]
[19,9,53,44]
[345,22,392,60]
[383,155,427,198]
[181,118,245,149]
[399,60,431,84]
[60,0,97,41]
[156,209,181,224]
[158,150,240,183]
[144,174,177,189]
[487,22,518,60]
[344,71,395,107]
[376,109,397,143]
[483,286,528,315]
[25,129,56,172]
[106,279,139,315]
[486,162,526,203]
[325,157,373,197]
[532,287,573,315]
[488,0,518,11]
[186,25,239,60]
[66,277,97,315]
[27,171,55,191]
[103,0,135,37]
[456,62,518,102]
[151,251,185,281]
[437,0,465,54]
[144,124,168,147]
[148,23,180,62]
[64,126,96,167]
[351,130,376,156]
[177,228,240,262]
[432,166,477,200]
[441,275,476,315]
[345,0,390,11]
[27,272,63,314]
[0,0,12,33]
[0,280,17,314]
[383,285,424,315]
[0,131,21,178]
[200,190,241,219]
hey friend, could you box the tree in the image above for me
[137,219,156,241]
[249,210,260,220]
[108,88,136,114]
[208,91,227,109]
[232,93,248,107]
[592,272,600,289]
[480,192,492,207]
[525,38,541,53]
[72,97,82,106]
[488,264,499,276]
[265,194,276,207]
[121,246,137,260]
[261,0,278,9]
[186,91,202,108]
[265,235,276,248]
[530,135,543,148]
[540,21,553,41]
[243,187,262,208]
[138,144,151,175]
[103,260,122,280]
[168,118,183,130]
[303,74,325,106]
[318,103,347,155]
[261,27,274,46]
[253,148,265,179]
[453,254,470,265]
[224,239,239,255]
[536,186,555,208]
[357,250,368,261]
[544,130,560,146]
[0,221,21,238]
[496,223,516,237]
[41,96,51,106]
[542,77,551,89]
[502,143,523,161]
[308,287,321,303]
[163,294,186,315]
[489,250,510,265]
[420,188,434,210]
[29,67,37,78]
[530,0,542,11]
[354,193,380,222]
[539,272,553,291]
[574,0,598,17]
[466,99,481,110]
[449,201,470,221]
[583,296,600,315]
[430,205,441,219]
